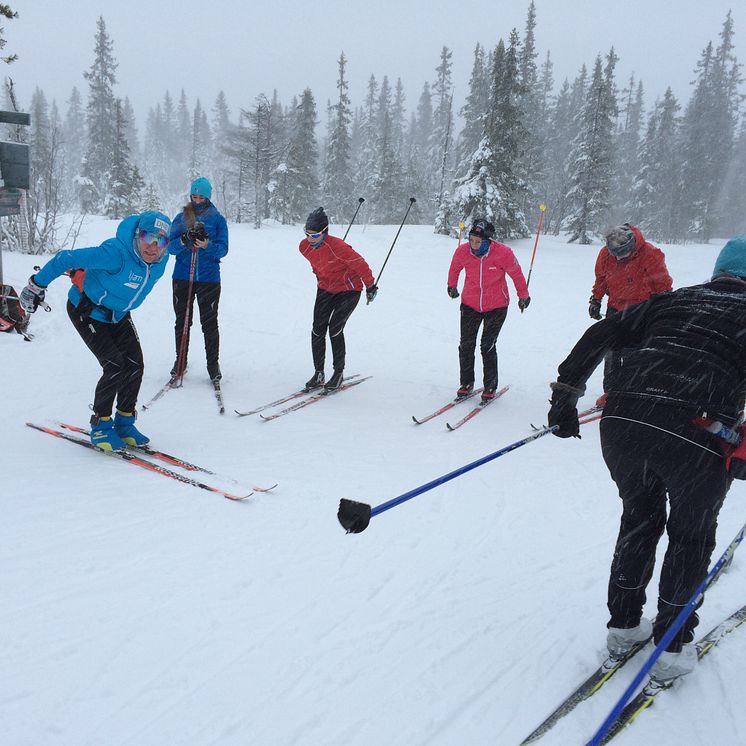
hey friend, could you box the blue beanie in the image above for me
[138,210,171,237]
[712,235,746,280]
[190,176,212,199]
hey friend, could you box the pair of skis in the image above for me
[412,385,510,430]
[142,375,225,414]
[27,422,275,501]
[520,602,746,744]
[235,375,371,421]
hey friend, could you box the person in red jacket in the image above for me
[447,219,530,403]
[299,207,377,392]
[589,223,672,403]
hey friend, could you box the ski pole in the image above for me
[338,424,558,533]
[342,197,365,241]
[368,196,416,304]
[525,203,545,290]
[456,221,464,245]
[586,519,746,746]
[1,291,51,312]
[174,247,198,387]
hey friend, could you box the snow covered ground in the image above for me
[2,218,744,745]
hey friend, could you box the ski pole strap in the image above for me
[586,520,746,746]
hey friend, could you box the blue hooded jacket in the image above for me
[34,213,171,324]
[168,200,229,283]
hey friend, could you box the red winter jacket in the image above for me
[447,240,529,313]
[591,225,672,311]
[299,234,374,294]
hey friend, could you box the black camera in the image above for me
[186,222,208,243]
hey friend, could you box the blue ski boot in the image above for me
[114,409,150,446]
[90,414,126,452]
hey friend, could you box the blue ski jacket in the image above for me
[168,201,229,283]
[34,213,171,324]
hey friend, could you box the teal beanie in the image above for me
[190,176,212,199]
[712,235,746,280]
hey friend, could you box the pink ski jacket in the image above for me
[447,240,529,312]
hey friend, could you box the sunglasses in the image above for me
[140,230,169,249]
[305,230,324,239]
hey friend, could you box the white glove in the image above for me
[19,275,46,314]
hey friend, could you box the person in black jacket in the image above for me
[547,234,746,682]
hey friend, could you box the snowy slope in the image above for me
[2,219,744,746]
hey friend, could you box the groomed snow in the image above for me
[2,219,743,745]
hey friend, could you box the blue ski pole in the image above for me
[338,425,557,533]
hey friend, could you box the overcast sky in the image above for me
[5,0,743,126]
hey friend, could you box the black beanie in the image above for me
[305,207,329,233]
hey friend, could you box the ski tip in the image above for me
[446,422,456,431]
[412,415,423,425]
[338,498,372,533]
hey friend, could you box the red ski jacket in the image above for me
[447,240,529,313]
[591,225,672,311]
[299,234,374,294]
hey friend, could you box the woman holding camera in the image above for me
[168,176,229,382]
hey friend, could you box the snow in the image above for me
[2,220,744,745]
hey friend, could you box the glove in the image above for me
[547,382,583,439]
[365,284,378,303]
[19,275,47,314]
[447,286,460,299]
[589,296,602,320]
[518,296,531,312]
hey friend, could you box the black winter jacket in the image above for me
[556,277,746,425]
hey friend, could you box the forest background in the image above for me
[0,1,744,256]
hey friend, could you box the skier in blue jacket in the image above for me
[168,177,229,382]
[19,211,172,451]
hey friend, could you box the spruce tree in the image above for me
[563,50,618,243]
[62,87,86,209]
[105,99,143,219]
[322,52,354,222]
[286,88,319,221]
[80,16,118,213]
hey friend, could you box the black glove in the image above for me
[589,296,602,320]
[548,382,583,439]
[19,275,47,314]
[518,296,531,312]
[366,284,378,303]
[447,286,459,299]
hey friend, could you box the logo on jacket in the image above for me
[127,270,143,286]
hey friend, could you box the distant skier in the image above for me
[547,234,746,682]
[447,219,530,403]
[588,223,672,406]
[19,211,172,451]
[299,207,377,392]
[168,176,229,382]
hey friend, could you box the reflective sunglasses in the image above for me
[305,230,324,239]
[140,230,169,249]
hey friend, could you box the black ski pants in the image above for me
[173,279,221,376]
[600,399,731,651]
[311,289,360,373]
[67,300,144,416]
[458,304,508,389]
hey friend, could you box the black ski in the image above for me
[597,603,746,744]
[519,638,651,744]
[212,379,225,414]
[27,422,252,501]
[260,376,372,421]
[141,375,179,411]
